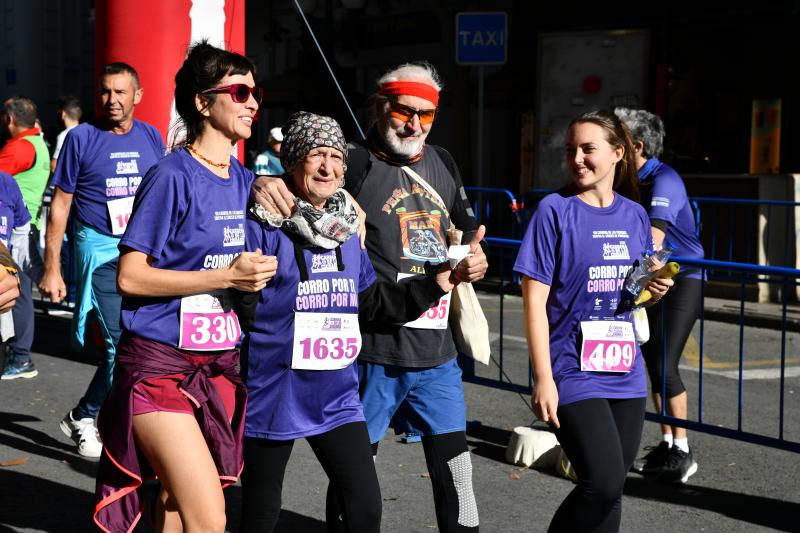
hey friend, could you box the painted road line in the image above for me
[680,364,800,380]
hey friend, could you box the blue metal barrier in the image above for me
[463,187,523,239]
[472,238,800,454]
[691,197,799,267]
[510,192,798,268]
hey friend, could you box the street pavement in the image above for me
[1,296,799,532]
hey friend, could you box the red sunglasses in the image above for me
[201,83,263,104]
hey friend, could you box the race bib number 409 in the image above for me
[580,320,636,373]
[179,294,241,351]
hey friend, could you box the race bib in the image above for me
[580,320,636,373]
[179,293,241,351]
[106,196,134,235]
[292,312,361,370]
[397,273,450,329]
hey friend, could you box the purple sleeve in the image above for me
[359,247,377,290]
[11,181,30,228]
[120,164,186,258]
[50,127,82,194]
[144,123,167,159]
[513,200,558,285]
[647,168,688,226]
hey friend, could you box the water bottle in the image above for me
[623,241,675,298]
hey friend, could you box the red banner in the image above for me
[95,0,246,156]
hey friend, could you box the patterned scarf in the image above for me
[250,189,360,249]
[366,126,425,166]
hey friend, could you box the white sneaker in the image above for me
[60,411,102,458]
[76,423,103,458]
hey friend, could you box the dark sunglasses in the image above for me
[388,100,437,125]
[201,84,263,104]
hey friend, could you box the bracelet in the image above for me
[3,265,20,287]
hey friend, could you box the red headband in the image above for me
[379,81,440,106]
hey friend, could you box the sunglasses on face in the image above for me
[388,100,437,125]
[201,84,263,104]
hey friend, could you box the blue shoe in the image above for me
[1,360,39,380]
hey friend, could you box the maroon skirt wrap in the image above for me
[93,333,246,533]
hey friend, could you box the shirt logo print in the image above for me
[311,253,339,273]
[602,241,630,261]
[115,160,140,175]
[222,224,245,247]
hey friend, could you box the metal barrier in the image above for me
[691,197,799,267]
[469,237,800,454]
[464,187,523,239]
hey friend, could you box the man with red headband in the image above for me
[254,61,486,532]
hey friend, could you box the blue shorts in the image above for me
[358,358,467,444]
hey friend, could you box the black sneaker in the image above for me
[658,445,698,483]
[631,441,671,475]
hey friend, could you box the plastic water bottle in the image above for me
[623,241,675,298]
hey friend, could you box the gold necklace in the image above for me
[186,144,230,169]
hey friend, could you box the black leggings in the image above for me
[642,277,702,398]
[240,421,381,533]
[327,431,479,533]
[550,397,645,533]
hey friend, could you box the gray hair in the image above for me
[376,61,444,92]
[614,108,665,159]
[369,61,444,126]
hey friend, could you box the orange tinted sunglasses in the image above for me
[388,101,438,125]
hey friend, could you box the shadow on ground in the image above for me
[0,469,96,532]
[625,477,800,532]
[0,411,99,478]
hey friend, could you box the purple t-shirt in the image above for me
[513,190,651,406]
[639,158,704,279]
[120,149,254,347]
[51,120,165,236]
[242,219,376,440]
[0,171,31,248]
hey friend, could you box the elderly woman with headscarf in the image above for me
[237,111,459,533]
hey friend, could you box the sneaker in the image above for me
[1,360,39,380]
[658,445,698,484]
[631,441,671,475]
[76,423,103,458]
[60,411,102,457]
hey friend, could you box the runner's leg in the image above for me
[421,431,479,532]
[550,397,645,533]
[239,437,294,532]
[132,411,227,533]
[309,422,381,533]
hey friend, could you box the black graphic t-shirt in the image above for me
[345,143,479,367]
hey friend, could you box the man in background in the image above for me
[40,63,165,457]
[253,126,285,176]
[0,96,50,379]
[51,95,83,172]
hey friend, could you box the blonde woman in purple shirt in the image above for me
[514,110,673,532]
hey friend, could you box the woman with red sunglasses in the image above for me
[94,41,277,533]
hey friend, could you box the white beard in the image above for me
[382,123,426,158]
